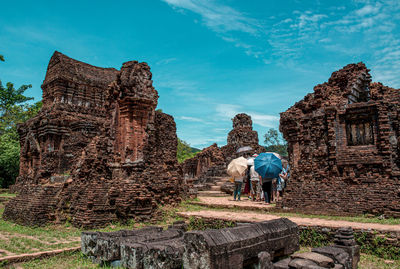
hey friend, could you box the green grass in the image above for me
[0,207,81,240]
[0,199,194,256]
[0,192,16,198]
[359,253,400,269]
[16,251,101,269]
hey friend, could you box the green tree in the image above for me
[177,138,198,163]
[264,128,288,157]
[0,82,33,116]
[0,55,40,188]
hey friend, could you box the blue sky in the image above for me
[1,0,399,148]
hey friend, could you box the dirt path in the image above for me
[0,248,14,256]
[194,196,275,210]
[178,210,400,233]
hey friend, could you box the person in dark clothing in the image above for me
[262,178,273,204]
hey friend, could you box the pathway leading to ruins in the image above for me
[192,196,275,211]
[178,210,400,233]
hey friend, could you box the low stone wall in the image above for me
[82,218,299,269]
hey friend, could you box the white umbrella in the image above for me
[236,146,252,153]
[227,157,248,177]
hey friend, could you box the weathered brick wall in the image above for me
[279,63,400,217]
[181,143,225,178]
[4,52,187,228]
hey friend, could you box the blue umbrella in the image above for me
[254,152,282,179]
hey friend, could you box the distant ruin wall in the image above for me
[181,113,265,180]
[279,63,400,217]
[4,51,187,228]
[181,143,225,179]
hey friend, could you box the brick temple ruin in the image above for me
[182,113,265,180]
[3,51,187,227]
[280,63,400,217]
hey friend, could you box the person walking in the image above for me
[261,177,273,204]
[249,154,261,201]
[233,173,245,201]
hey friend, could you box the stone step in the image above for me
[210,185,221,191]
[215,181,226,186]
[197,191,229,197]
[193,184,208,191]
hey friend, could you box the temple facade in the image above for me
[4,52,187,227]
[279,63,400,217]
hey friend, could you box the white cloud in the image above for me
[355,4,380,16]
[215,103,241,118]
[162,0,262,35]
[251,113,280,128]
[178,116,205,122]
[215,104,279,128]
[269,1,400,87]
[161,0,266,60]
[162,0,400,87]
[156,58,177,65]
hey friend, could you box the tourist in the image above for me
[272,177,277,202]
[233,172,245,201]
[276,175,284,201]
[261,177,273,204]
[243,168,251,198]
[249,154,261,201]
[279,159,289,197]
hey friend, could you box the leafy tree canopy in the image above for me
[177,138,199,163]
[0,55,40,188]
[0,82,33,115]
[264,128,288,157]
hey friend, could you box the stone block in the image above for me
[312,247,350,269]
[182,218,299,269]
[288,258,326,269]
[290,252,334,268]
